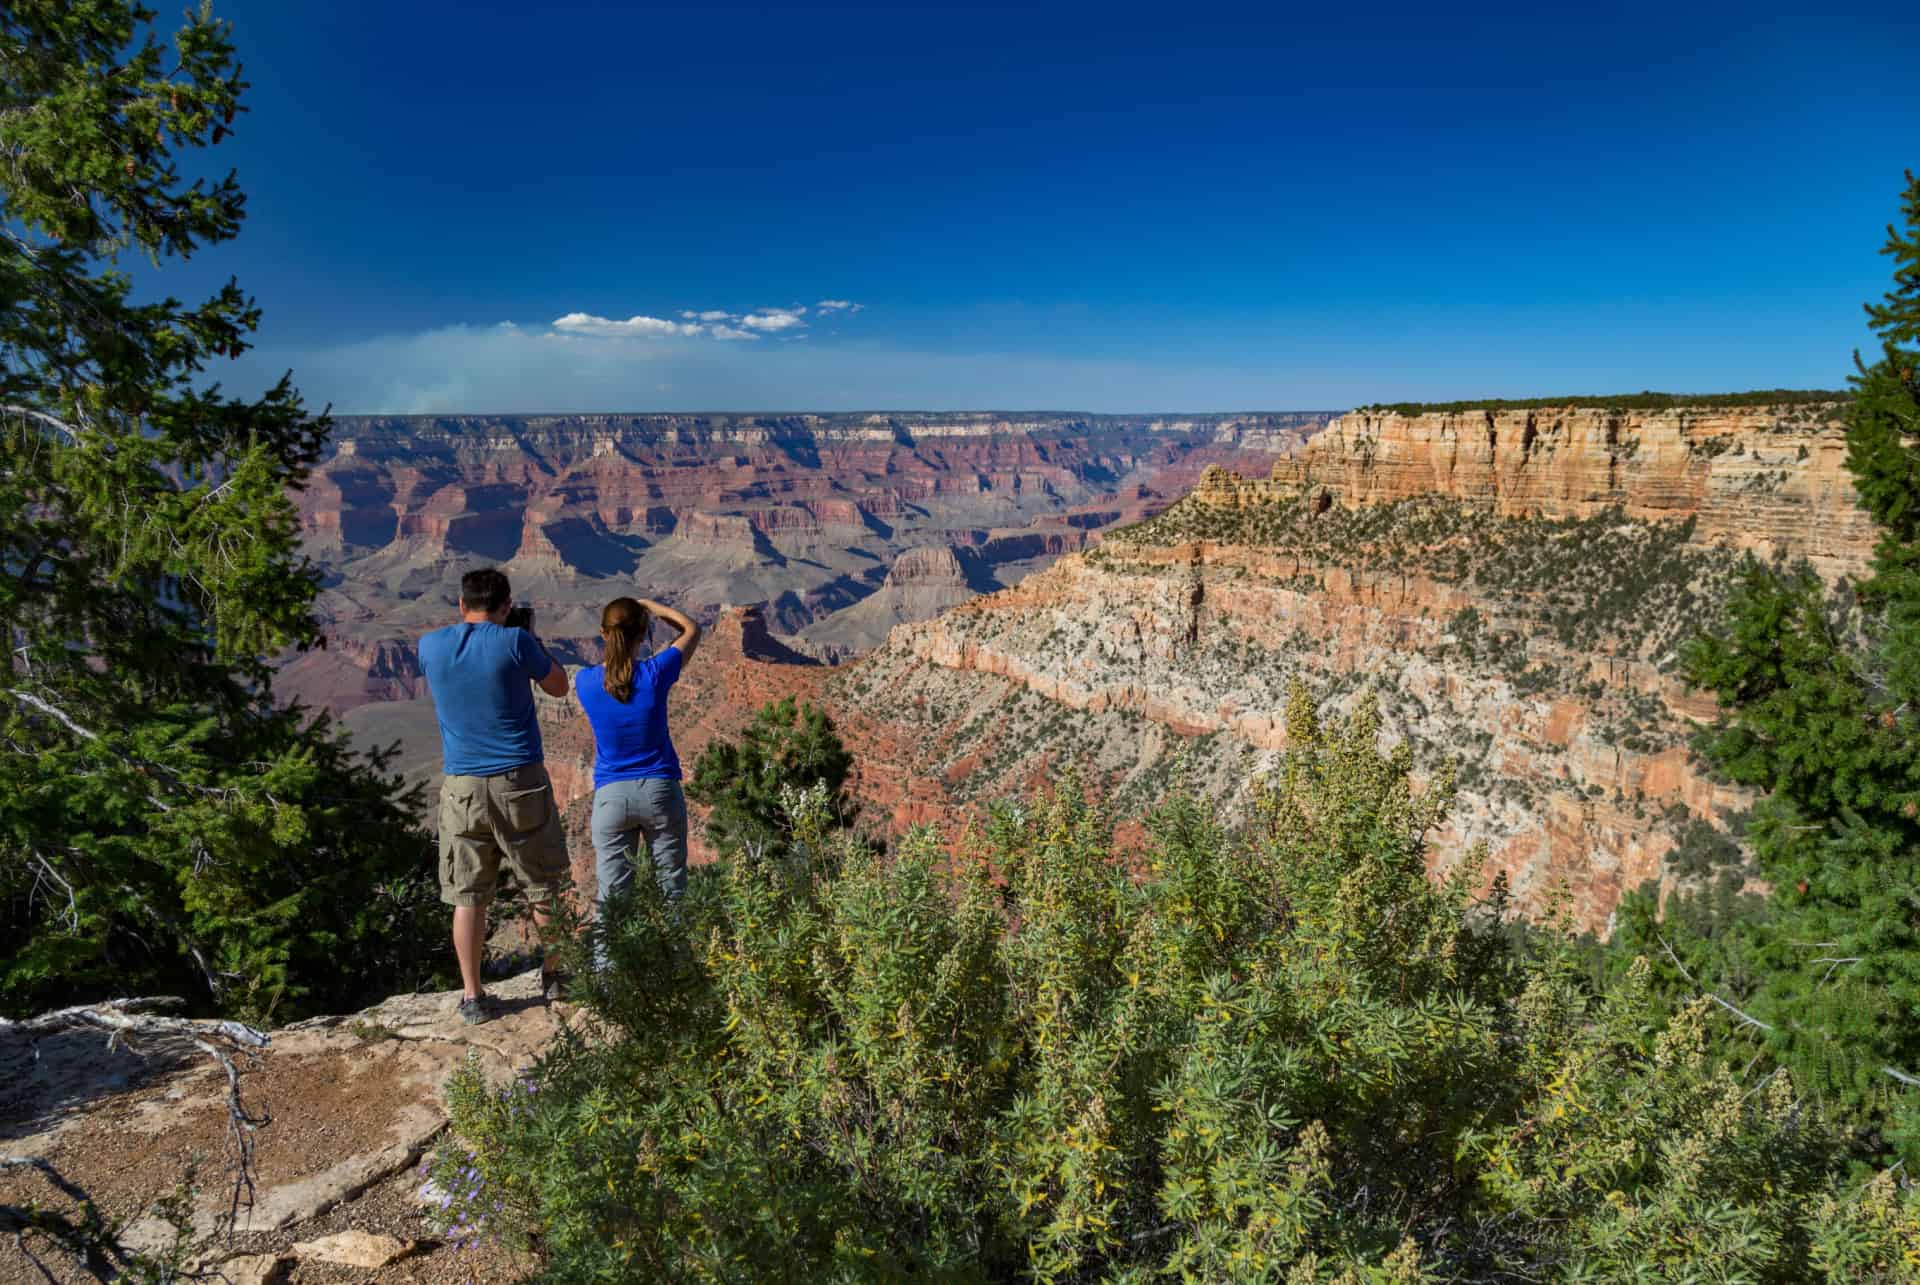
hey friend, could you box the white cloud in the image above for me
[742,308,806,331]
[565,306,839,337]
[552,311,704,339]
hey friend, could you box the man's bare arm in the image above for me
[532,637,569,697]
[640,599,702,661]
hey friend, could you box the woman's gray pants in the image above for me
[590,778,689,962]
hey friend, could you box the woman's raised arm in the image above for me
[639,598,701,660]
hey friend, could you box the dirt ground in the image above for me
[1,957,564,1285]
[213,1164,539,1284]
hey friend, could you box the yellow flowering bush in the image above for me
[438,686,1920,1281]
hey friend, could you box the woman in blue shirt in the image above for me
[576,596,701,957]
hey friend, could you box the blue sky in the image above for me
[160,0,1918,413]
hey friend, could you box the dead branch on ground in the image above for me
[0,996,271,1274]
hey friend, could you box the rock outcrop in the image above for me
[793,544,979,658]
[0,971,559,1283]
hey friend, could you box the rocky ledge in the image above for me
[0,970,562,1283]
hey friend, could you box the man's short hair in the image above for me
[460,567,512,614]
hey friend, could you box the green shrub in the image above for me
[434,686,1918,1282]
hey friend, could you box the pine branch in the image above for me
[27,848,79,931]
[118,882,226,1002]
[0,402,80,442]
[5,688,100,742]
[1,687,181,812]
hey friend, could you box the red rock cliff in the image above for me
[825,401,1874,934]
[1205,403,1870,577]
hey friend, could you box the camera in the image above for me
[504,604,536,633]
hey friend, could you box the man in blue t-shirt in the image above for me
[418,567,572,1023]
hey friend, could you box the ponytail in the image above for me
[599,597,651,702]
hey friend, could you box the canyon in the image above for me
[305,400,1869,936]
[281,411,1329,716]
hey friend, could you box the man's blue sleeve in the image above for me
[513,628,552,682]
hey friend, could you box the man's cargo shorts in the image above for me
[437,763,571,908]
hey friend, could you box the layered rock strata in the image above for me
[326,403,1866,938]
[792,544,979,659]
[827,403,1869,933]
[1200,403,1871,577]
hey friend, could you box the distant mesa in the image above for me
[787,544,978,660]
[882,544,970,590]
[1188,400,1868,577]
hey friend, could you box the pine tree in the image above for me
[685,697,854,859]
[1665,170,1920,1154]
[0,1,444,1020]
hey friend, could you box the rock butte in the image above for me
[1205,403,1874,577]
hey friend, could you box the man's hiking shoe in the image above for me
[458,994,494,1025]
[541,968,571,1006]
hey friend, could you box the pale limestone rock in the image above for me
[292,1229,414,1268]
[1244,404,1871,579]
[6,969,563,1260]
